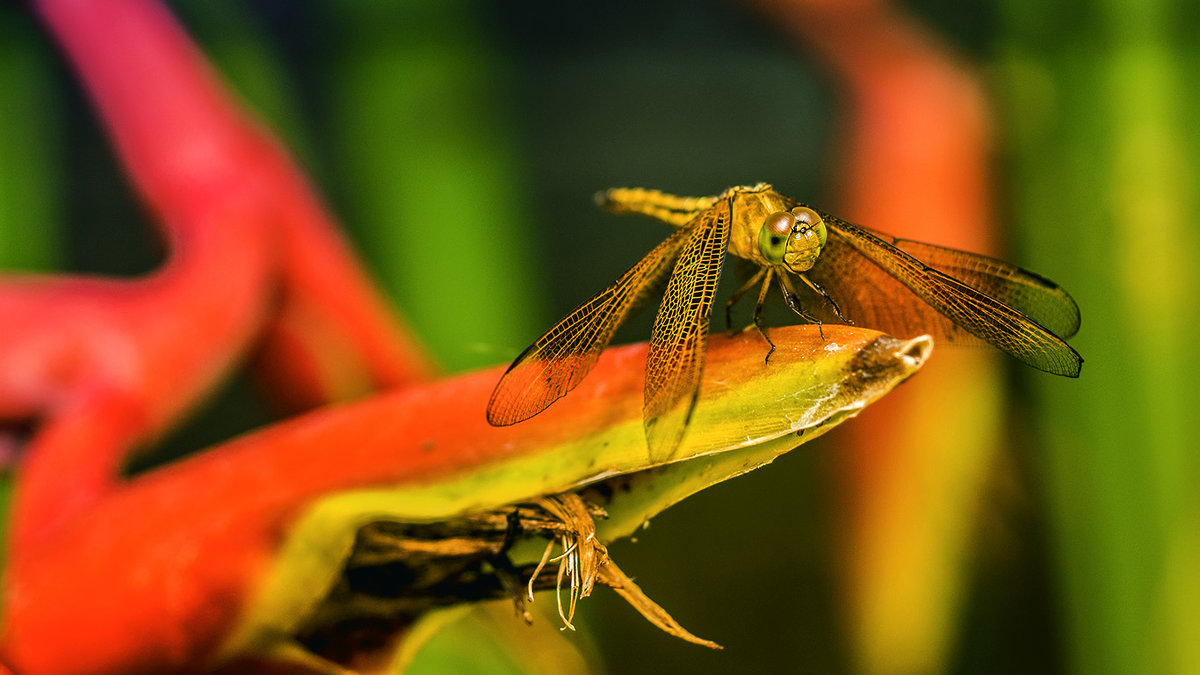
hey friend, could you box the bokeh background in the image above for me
[1,0,1198,673]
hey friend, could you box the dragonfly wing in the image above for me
[856,231,1080,339]
[800,228,974,340]
[807,216,1081,377]
[487,225,694,426]
[644,204,731,461]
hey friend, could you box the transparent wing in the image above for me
[644,204,731,461]
[805,215,1082,377]
[852,228,1080,339]
[487,226,693,426]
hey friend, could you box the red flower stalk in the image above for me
[2,0,434,555]
[3,327,926,673]
[0,2,929,673]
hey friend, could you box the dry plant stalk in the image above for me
[528,493,721,649]
[298,491,721,663]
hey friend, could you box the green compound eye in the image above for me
[758,211,793,264]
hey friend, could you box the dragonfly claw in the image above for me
[753,320,777,363]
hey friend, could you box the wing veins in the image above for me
[852,225,1081,338]
[825,217,1081,376]
[643,206,731,460]
[487,224,695,425]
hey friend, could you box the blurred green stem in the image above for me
[323,0,539,372]
[0,15,61,270]
[997,1,1200,672]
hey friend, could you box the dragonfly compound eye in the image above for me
[783,206,827,273]
[758,211,794,264]
[790,206,828,248]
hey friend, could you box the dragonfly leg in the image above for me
[753,268,777,362]
[796,273,851,324]
[725,267,767,331]
[779,273,825,339]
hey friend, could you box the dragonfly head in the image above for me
[757,206,828,272]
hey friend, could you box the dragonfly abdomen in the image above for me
[596,187,719,227]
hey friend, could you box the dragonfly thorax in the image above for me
[756,206,828,273]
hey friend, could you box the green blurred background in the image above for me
[1,0,1197,673]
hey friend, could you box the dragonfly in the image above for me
[487,183,1082,461]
